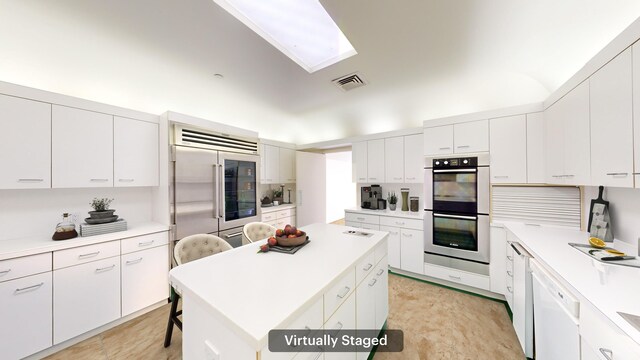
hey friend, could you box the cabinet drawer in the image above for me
[324,268,355,321]
[121,232,168,255]
[379,216,423,230]
[580,302,640,360]
[345,221,361,228]
[325,293,356,360]
[355,251,375,286]
[262,212,277,222]
[0,252,51,282]
[345,212,379,225]
[361,223,380,231]
[276,217,293,229]
[121,245,169,316]
[424,263,490,290]
[277,209,293,218]
[287,296,323,331]
[374,239,388,264]
[54,241,120,270]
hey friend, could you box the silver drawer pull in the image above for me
[393,177,402,180]
[138,240,155,247]
[493,175,509,179]
[376,269,384,276]
[407,177,416,180]
[118,178,135,182]
[362,263,373,271]
[564,174,575,178]
[334,321,344,331]
[358,178,366,181]
[15,282,44,294]
[449,275,461,281]
[96,264,116,273]
[551,175,562,178]
[457,145,470,149]
[599,348,613,360]
[402,233,412,237]
[438,147,451,150]
[336,286,350,298]
[633,172,640,175]
[507,271,513,277]
[90,178,109,182]
[368,278,377,287]
[79,251,100,259]
[224,232,243,238]
[524,223,541,227]
[0,269,11,276]
[18,178,44,182]
[506,255,513,261]
[507,286,513,293]
[356,217,365,221]
[126,258,143,265]
[606,172,628,177]
[395,221,404,225]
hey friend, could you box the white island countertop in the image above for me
[169,223,388,350]
[345,207,425,220]
[501,222,640,346]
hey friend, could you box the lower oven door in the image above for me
[424,211,490,263]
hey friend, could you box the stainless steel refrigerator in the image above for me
[170,126,260,248]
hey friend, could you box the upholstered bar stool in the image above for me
[164,234,233,347]
[242,222,277,245]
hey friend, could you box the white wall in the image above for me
[583,186,640,250]
[326,152,356,223]
[0,187,154,240]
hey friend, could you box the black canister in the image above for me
[410,197,419,212]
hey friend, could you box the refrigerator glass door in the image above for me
[173,146,219,239]
[219,152,260,230]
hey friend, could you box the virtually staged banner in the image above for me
[268,329,404,353]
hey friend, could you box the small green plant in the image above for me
[273,189,283,198]
[388,192,398,205]
[91,198,114,211]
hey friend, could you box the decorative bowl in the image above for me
[276,231,307,247]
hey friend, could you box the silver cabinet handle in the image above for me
[126,258,143,265]
[507,255,513,261]
[90,178,109,182]
[0,269,11,276]
[551,175,562,178]
[525,223,541,227]
[369,177,377,180]
[368,278,377,287]
[356,217,365,221]
[390,231,399,236]
[224,232,243,238]
[564,174,575,178]
[15,282,44,294]
[18,178,44,182]
[493,175,509,179]
[599,348,613,360]
[507,286,513,293]
[362,263,373,271]
[606,172,628,177]
[406,177,416,180]
[336,286,350,298]
[95,264,116,273]
[138,240,154,247]
[507,271,513,277]
[438,147,451,150]
[457,145,470,149]
[633,172,640,175]
[358,177,366,181]
[78,251,100,259]
[449,275,461,281]
[402,232,412,237]
[334,321,344,330]
[395,221,405,225]
[393,177,402,180]
[376,269,384,276]
[118,178,135,182]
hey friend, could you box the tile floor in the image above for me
[45,273,523,360]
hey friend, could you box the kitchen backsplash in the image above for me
[583,186,640,252]
[260,183,296,204]
[356,183,424,211]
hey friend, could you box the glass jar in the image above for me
[401,188,410,212]
[52,213,78,241]
[410,197,419,212]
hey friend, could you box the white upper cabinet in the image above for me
[114,117,159,187]
[423,125,453,155]
[526,113,545,184]
[634,42,640,188]
[52,105,113,188]
[490,115,527,184]
[262,144,280,184]
[259,144,266,183]
[0,95,52,189]
[544,101,566,184]
[278,147,296,183]
[590,48,634,188]
[352,141,368,182]
[367,139,385,183]
[384,137,404,183]
[403,134,423,183]
[454,120,489,153]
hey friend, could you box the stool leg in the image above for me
[164,289,180,348]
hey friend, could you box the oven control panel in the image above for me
[433,157,477,168]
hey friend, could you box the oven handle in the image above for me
[433,213,477,220]
[433,168,477,173]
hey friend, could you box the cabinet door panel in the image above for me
[52,105,113,188]
[544,102,565,184]
[374,256,389,330]
[367,139,385,182]
[400,229,423,274]
[384,137,404,183]
[454,120,489,153]
[54,257,121,344]
[279,148,296,183]
[264,144,280,184]
[114,117,159,187]
[352,141,367,182]
[324,293,356,360]
[0,272,52,359]
[423,125,453,155]
[489,226,507,295]
[490,115,527,184]
[379,226,400,268]
[356,271,376,360]
[562,81,591,185]
[526,113,545,184]
[404,134,423,183]
[590,48,634,187]
[0,95,52,189]
[634,42,640,188]
[122,245,169,316]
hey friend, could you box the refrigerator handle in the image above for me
[218,164,224,219]
[214,164,220,219]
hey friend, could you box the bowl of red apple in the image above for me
[274,224,307,247]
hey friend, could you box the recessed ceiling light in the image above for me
[212,0,357,73]
[214,73,224,79]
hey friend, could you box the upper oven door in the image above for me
[432,168,478,214]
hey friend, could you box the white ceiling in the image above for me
[1,0,640,144]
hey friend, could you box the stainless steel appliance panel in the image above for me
[424,211,490,263]
[218,226,245,248]
[476,167,490,214]
[219,151,261,231]
[174,146,219,239]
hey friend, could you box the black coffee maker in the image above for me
[361,185,383,209]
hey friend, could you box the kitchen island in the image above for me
[169,223,389,360]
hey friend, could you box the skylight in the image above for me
[212,0,357,73]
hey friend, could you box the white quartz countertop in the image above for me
[499,221,640,345]
[169,223,387,350]
[345,207,425,219]
[260,203,296,213]
[0,222,169,261]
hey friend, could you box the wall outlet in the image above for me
[204,340,220,360]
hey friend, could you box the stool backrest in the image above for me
[174,234,233,266]
[242,222,277,245]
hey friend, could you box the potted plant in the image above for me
[388,192,398,211]
[89,198,115,219]
[272,189,283,204]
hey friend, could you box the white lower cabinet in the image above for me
[356,273,376,360]
[54,256,121,344]
[398,229,423,274]
[380,226,400,268]
[121,245,169,316]
[489,225,507,295]
[373,256,389,331]
[325,293,357,360]
[0,272,52,359]
[580,301,640,360]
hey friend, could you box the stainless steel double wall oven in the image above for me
[424,153,490,264]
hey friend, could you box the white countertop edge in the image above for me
[0,222,170,260]
[260,204,296,213]
[345,207,425,219]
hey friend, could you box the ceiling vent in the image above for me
[332,72,367,91]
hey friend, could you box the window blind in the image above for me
[491,186,581,229]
